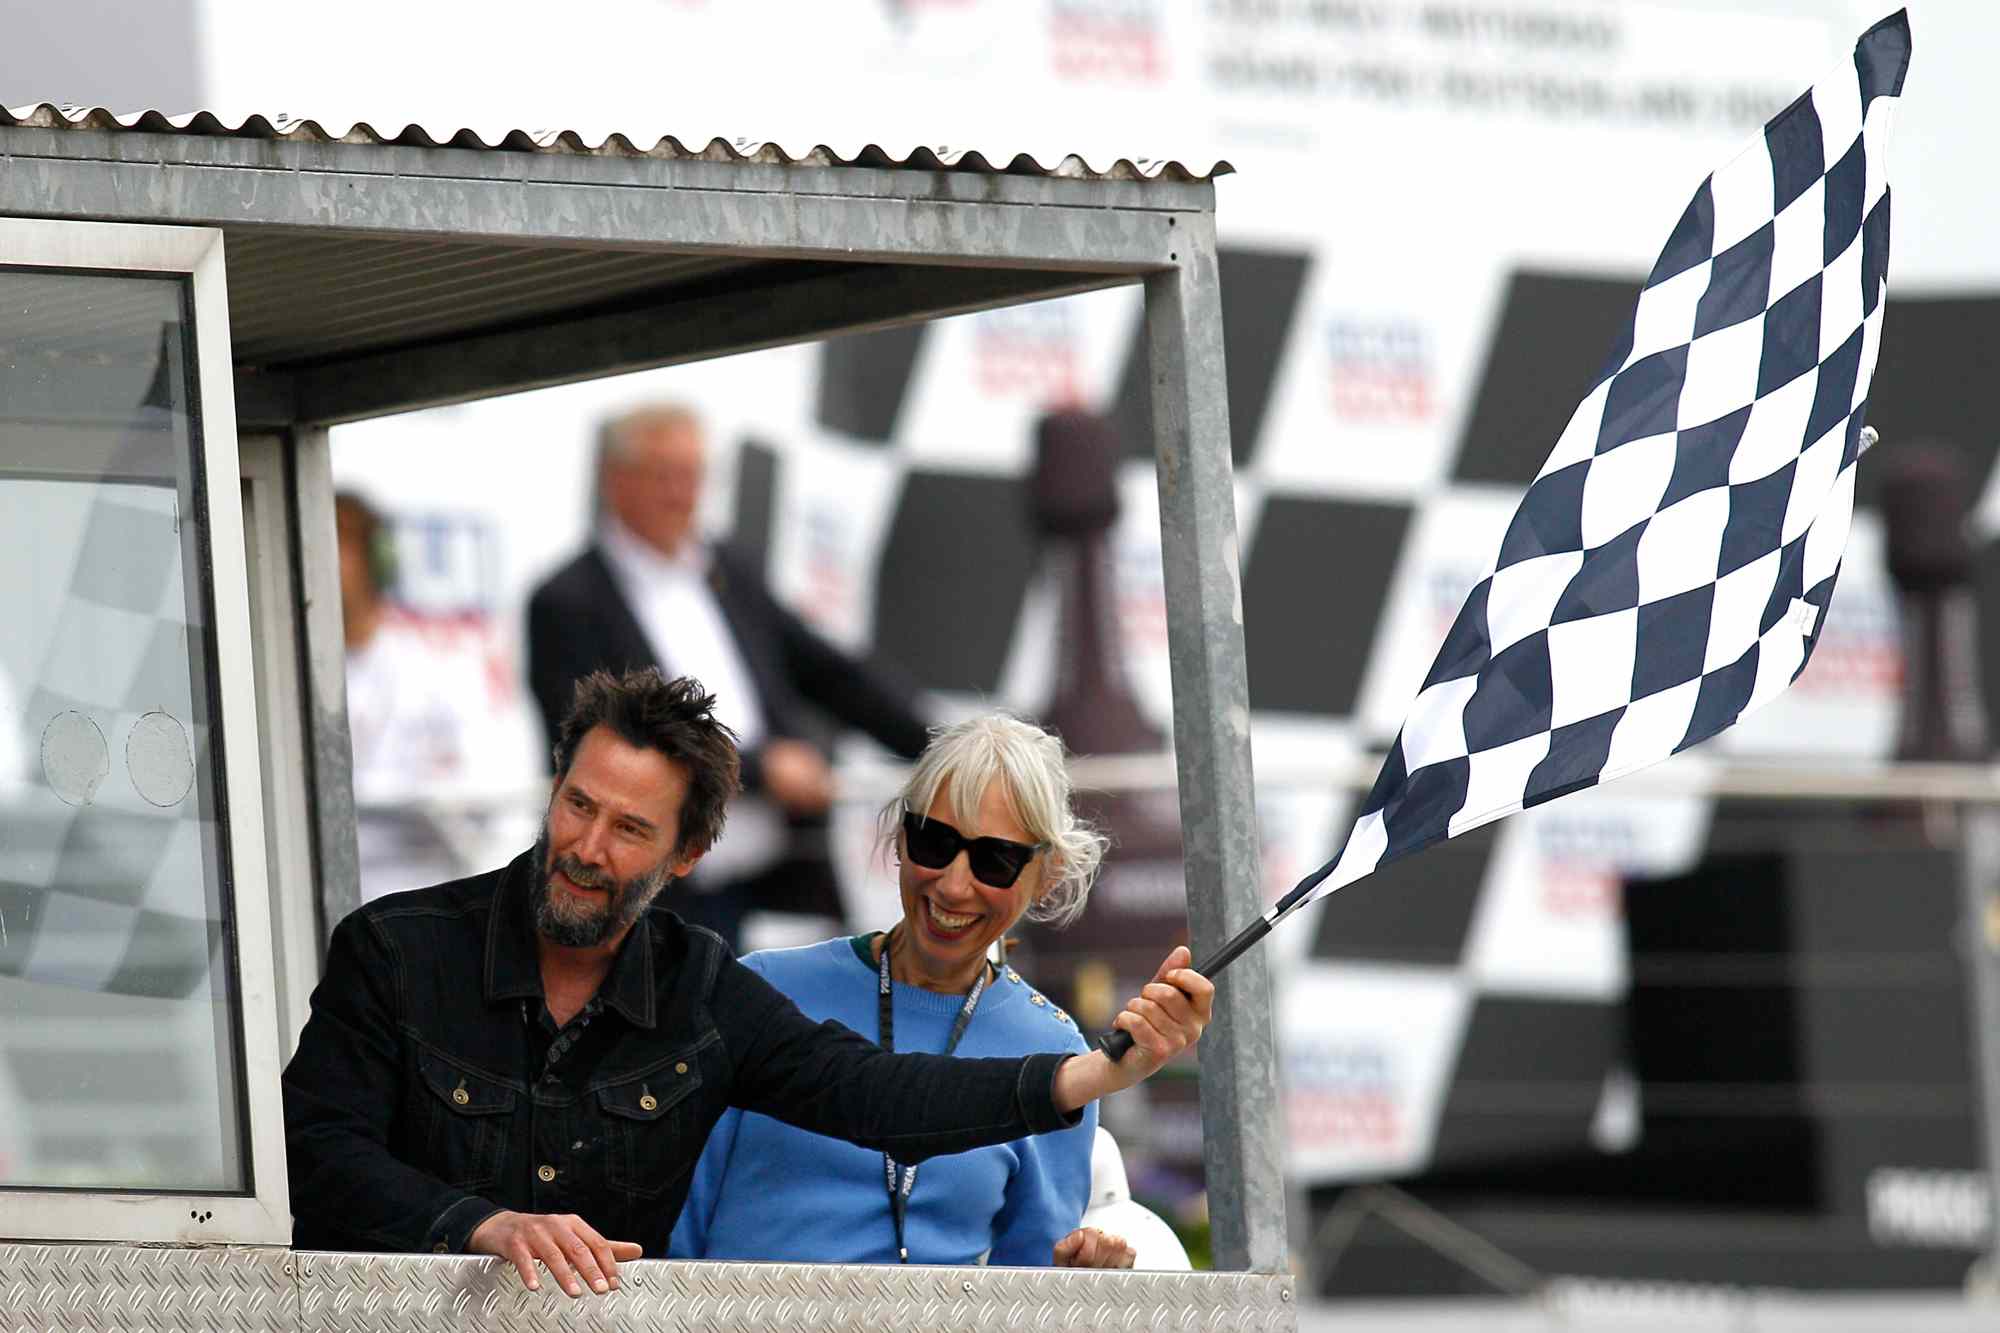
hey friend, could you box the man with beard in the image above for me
[282,669,1213,1298]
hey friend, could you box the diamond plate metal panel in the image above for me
[0,1242,293,1333]
[294,1252,1296,1333]
[0,1243,1292,1332]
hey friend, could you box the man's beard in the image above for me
[530,824,674,948]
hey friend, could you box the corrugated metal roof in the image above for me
[0,102,1231,182]
[218,229,754,366]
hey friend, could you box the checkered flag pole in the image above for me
[1106,11,1913,1051]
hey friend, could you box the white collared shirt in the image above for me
[596,519,783,885]
[598,518,767,749]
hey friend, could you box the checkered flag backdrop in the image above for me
[1273,11,1913,922]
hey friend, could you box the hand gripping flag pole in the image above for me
[1105,9,1912,1061]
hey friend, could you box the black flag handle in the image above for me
[1098,914,1272,1061]
[1097,851,1346,1061]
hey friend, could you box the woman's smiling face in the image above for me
[895,778,1045,993]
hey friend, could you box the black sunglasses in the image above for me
[900,811,1046,889]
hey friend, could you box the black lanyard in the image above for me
[877,931,989,1263]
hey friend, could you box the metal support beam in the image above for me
[288,263,1130,425]
[0,127,1196,271]
[287,426,360,948]
[1145,218,1288,1273]
[0,122,1218,214]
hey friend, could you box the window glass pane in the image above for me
[0,267,247,1192]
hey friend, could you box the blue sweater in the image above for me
[669,936,1095,1266]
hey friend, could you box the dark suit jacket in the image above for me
[525,543,930,793]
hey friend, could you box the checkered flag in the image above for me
[1253,11,1913,935]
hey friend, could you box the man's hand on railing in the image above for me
[467,1209,642,1298]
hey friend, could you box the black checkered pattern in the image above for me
[1302,11,1910,913]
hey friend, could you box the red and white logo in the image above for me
[1050,0,1166,82]
[1327,317,1435,425]
[1285,1036,1402,1151]
[972,303,1083,405]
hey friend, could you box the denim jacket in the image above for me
[282,850,1077,1255]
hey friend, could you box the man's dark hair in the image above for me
[552,669,741,855]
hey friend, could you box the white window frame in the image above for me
[239,434,322,1060]
[0,218,289,1244]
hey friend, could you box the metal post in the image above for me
[1961,805,2000,1289]
[1144,220,1289,1274]
[287,426,361,950]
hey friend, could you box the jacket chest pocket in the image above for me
[417,1051,517,1192]
[596,1060,704,1200]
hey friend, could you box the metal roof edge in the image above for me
[0,102,1233,183]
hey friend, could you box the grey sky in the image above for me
[0,0,204,113]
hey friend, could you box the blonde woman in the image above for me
[670,712,1139,1268]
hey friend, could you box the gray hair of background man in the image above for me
[590,403,705,524]
[596,403,704,467]
[879,713,1108,928]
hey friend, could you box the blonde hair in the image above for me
[879,713,1107,928]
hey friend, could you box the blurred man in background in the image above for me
[526,405,931,951]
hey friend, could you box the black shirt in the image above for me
[281,850,1077,1255]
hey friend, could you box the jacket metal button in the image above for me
[675,1062,688,1076]
[639,1094,658,1112]
[537,1164,557,1183]
[451,1085,470,1106]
